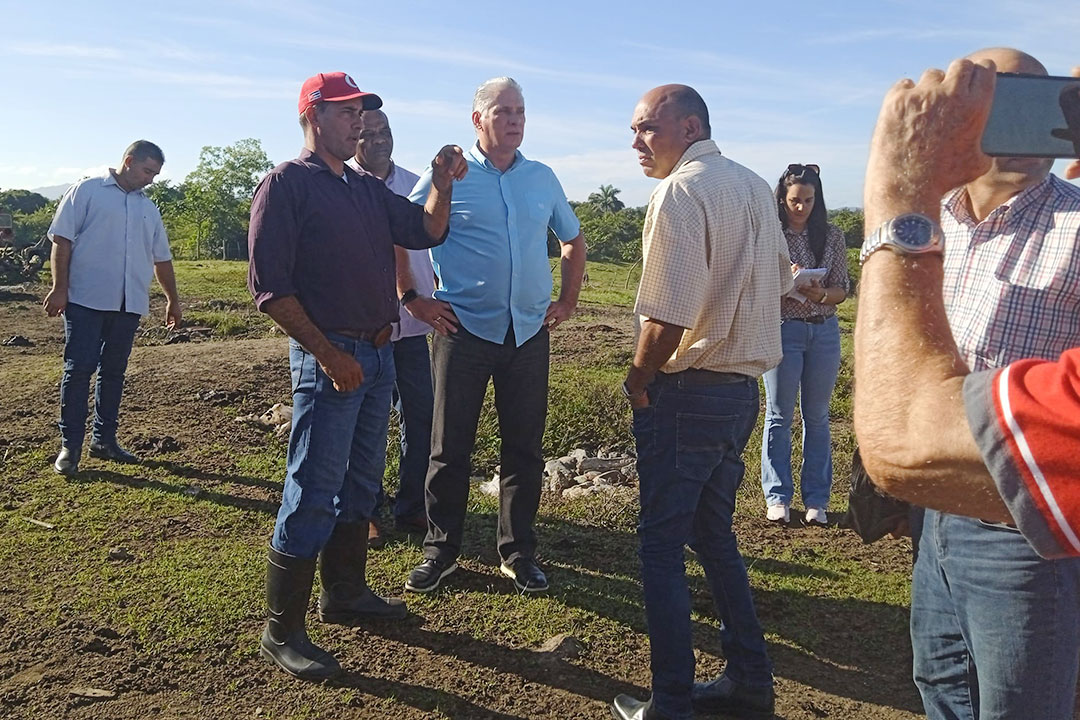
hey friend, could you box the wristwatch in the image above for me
[621,380,646,401]
[399,288,419,305]
[859,213,944,265]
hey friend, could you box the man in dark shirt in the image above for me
[247,71,466,681]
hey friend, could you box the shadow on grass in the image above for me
[330,674,529,719]
[140,458,281,491]
[69,466,278,516]
[434,509,922,714]
[360,622,644,707]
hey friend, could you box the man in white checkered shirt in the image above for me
[612,84,791,720]
[909,47,1080,720]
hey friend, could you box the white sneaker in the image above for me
[766,504,790,523]
[804,507,828,525]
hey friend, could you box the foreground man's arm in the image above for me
[546,233,586,330]
[420,145,467,241]
[624,319,686,409]
[853,59,1010,521]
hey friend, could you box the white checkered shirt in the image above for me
[942,174,1080,372]
[636,140,793,376]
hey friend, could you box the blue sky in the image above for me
[3,0,1078,208]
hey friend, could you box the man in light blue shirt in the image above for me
[44,140,181,475]
[405,77,586,595]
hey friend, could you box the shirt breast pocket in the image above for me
[992,229,1080,298]
[525,191,551,226]
[141,213,160,242]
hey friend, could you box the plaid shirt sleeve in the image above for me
[635,181,711,329]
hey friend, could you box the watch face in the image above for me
[890,214,933,250]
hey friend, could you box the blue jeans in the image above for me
[912,509,1080,720]
[760,315,841,509]
[59,303,142,451]
[271,334,396,559]
[633,371,773,719]
[374,334,433,521]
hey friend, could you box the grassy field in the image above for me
[0,258,920,720]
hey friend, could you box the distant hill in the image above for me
[29,184,71,201]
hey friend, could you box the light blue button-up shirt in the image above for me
[409,143,580,346]
[47,171,171,316]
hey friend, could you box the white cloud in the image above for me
[9,42,124,60]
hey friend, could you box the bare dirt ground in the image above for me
[0,285,927,719]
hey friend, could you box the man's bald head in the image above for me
[966,47,1047,76]
[360,108,388,128]
[640,84,711,138]
[631,84,712,179]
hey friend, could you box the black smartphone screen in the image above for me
[982,73,1080,158]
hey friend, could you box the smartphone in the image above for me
[982,72,1080,158]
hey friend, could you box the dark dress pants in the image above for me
[424,325,549,564]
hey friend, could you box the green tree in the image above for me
[9,200,58,248]
[0,189,50,215]
[828,207,864,249]
[179,139,272,259]
[145,180,201,258]
[575,205,645,262]
[586,184,625,214]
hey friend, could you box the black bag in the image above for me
[841,447,911,543]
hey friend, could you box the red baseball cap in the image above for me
[298,72,383,116]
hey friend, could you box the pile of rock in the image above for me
[546,448,637,499]
[476,448,637,500]
[235,403,293,439]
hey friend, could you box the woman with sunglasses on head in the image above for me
[761,164,850,525]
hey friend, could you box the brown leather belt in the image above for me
[328,324,393,348]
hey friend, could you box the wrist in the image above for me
[621,379,647,400]
[863,189,944,232]
[624,366,653,396]
[400,288,419,306]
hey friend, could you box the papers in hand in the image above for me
[788,267,828,304]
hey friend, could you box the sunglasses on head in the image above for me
[786,163,820,177]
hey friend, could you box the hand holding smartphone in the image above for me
[982,72,1080,158]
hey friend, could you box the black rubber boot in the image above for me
[259,547,341,681]
[318,521,408,624]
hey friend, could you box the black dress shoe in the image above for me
[691,672,774,719]
[610,694,671,719]
[500,557,548,593]
[404,558,457,593]
[53,446,79,475]
[88,441,139,464]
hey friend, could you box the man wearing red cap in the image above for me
[248,71,466,681]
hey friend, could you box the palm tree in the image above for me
[587,184,625,214]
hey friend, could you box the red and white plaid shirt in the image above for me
[942,174,1080,372]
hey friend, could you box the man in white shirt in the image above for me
[346,109,455,544]
[45,140,181,475]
